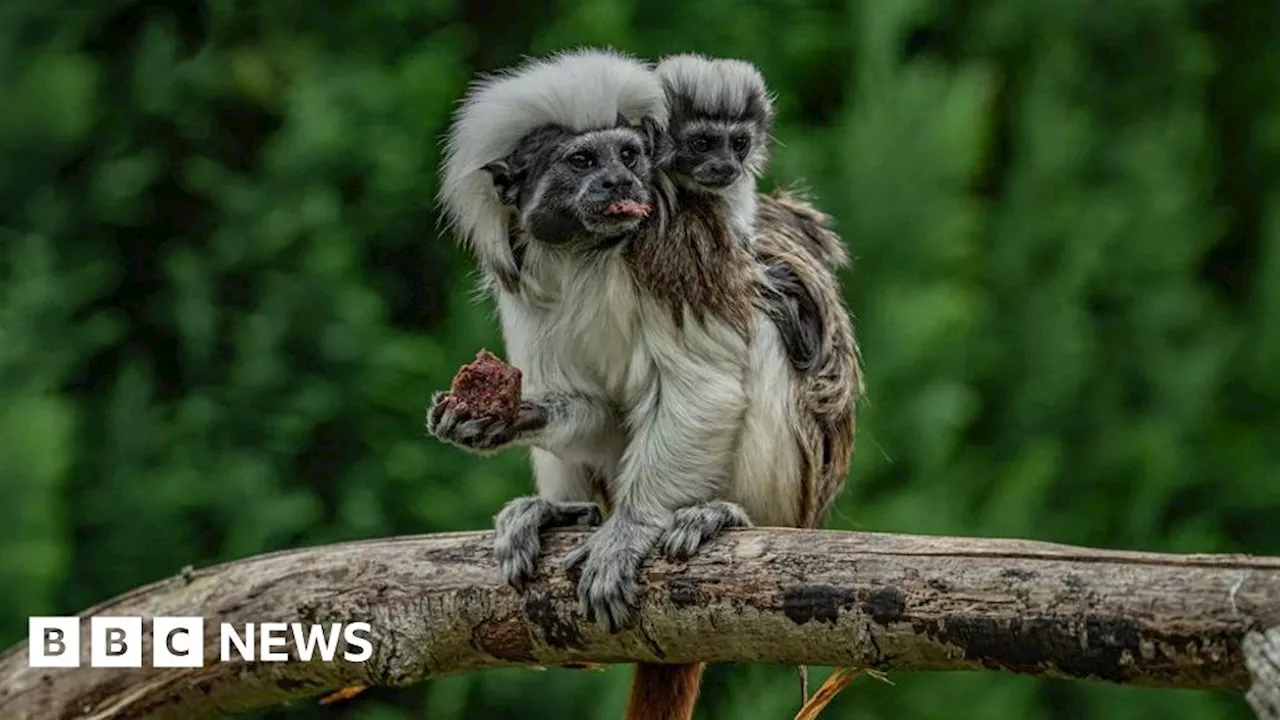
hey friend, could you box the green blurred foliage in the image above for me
[1,0,1277,717]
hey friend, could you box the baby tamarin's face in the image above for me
[657,54,774,196]
[669,117,766,193]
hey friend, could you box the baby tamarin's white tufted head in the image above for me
[655,53,775,195]
[438,47,670,285]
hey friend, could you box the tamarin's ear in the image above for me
[483,158,523,207]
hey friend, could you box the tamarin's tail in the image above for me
[624,662,706,720]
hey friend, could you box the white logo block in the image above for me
[90,617,142,668]
[28,617,79,668]
[153,617,204,668]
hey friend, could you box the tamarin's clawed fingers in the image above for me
[659,500,753,561]
[426,393,546,454]
[564,517,661,633]
[494,497,604,590]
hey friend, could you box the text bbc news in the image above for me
[27,617,374,668]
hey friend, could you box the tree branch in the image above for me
[1,529,1277,719]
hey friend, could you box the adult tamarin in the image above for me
[429,48,862,720]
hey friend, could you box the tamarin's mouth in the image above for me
[604,199,652,217]
[694,175,736,190]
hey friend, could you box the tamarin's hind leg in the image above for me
[659,500,752,561]
[494,497,602,589]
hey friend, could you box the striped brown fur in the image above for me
[623,186,759,336]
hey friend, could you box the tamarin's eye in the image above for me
[619,147,638,167]
[732,136,750,153]
[567,152,594,170]
[689,136,710,153]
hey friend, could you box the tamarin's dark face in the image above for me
[484,121,657,244]
[669,118,767,193]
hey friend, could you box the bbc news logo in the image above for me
[28,617,373,668]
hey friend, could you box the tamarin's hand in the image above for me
[658,500,753,561]
[426,394,546,453]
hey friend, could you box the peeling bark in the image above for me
[0,529,1277,719]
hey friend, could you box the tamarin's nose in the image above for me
[600,173,634,193]
[704,162,735,181]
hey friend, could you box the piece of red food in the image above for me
[444,349,522,421]
[605,199,652,217]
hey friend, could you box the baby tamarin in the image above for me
[429,49,862,720]
[652,51,861,537]
[643,52,863,717]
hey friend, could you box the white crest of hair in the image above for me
[438,47,670,287]
[654,52,772,124]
